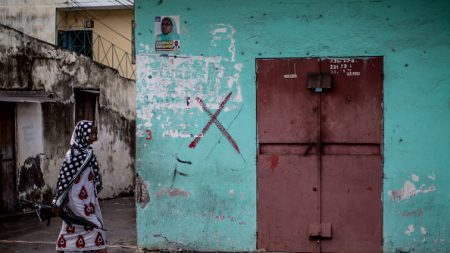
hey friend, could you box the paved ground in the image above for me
[0,197,137,253]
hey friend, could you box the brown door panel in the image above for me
[257,155,319,252]
[257,58,320,144]
[320,57,383,144]
[321,155,382,253]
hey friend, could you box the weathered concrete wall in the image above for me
[135,0,450,252]
[16,103,46,200]
[0,24,136,202]
[0,0,59,44]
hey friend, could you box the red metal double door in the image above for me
[256,57,383,253]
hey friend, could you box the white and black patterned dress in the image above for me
[52,120,107,251]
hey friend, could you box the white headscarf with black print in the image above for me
[52,120,102,207]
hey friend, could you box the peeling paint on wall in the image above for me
[136,54,243,138]
[156,188,190,198]
[420,227,427,235]
[135,13,254,249]
[136,174,150,208]
[210,24,237,62]
[0,0,57,44]
[136,22,243,141]
[388,176,436,202]
[405,224,415,236]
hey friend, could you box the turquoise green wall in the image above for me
[135,0,450,252]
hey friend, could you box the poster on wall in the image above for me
[154,16,180,51]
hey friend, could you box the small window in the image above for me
[58,30,93,58]
[75,89,98,123]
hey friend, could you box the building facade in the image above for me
[135,0,450,252]
[0,21,135,213]
[0,0,136,213]
[0,0,135,79]
[56,6,135,79]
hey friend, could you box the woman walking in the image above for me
[52,120,108,253]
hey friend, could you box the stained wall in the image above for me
[0,0,58,44]
[0,24,135,202]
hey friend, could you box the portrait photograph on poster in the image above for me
[154,16,180,51]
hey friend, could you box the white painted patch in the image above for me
[388,180,437,202]
[16,104,44,173]
[428,173,436,180]
[163,129,192,138]
[227,76,235,88]
[420,227,427,235]
[405,224,415,236]
[235,85,243,102]
[210,24,237,62]
[211,27,227,35]
[284,74,298,79]
[229,189,235,196]
[136,129,145,138]
[139,43,151,52]
[411,174,419,182]
[228,27,236,62]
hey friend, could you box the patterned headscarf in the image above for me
[52,120,102,207]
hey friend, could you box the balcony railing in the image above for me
[58,30,135,80]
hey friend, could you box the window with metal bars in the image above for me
[58,30,93,59]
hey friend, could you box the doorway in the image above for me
[75,89,99,123]
[256,57,383,253]
[0,102,17,214]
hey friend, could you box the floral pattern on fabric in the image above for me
[57,235,66,248]
[66,225,75,234]
[79,186,89,200]
[95,232,106,246]
[56,166,107,251]
[76,235,85,248]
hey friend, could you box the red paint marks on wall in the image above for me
[189,93,231,148]
[267,155,279,170]
[189,92,240,153]
[156,188,190,198]
[367,186,373,191]
[145,130,152,141]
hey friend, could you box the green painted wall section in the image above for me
[135,0,450,252]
